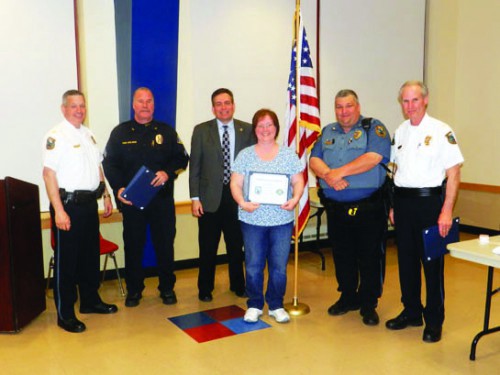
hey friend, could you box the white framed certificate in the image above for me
[248,172,290,205]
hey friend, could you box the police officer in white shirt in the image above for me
[42,90,117,333]
[385,81,464,343]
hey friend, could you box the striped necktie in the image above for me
[222,125,231,184]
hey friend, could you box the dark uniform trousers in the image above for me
[325,194,386,309]
[393,194,445,327]
[51,200,101,320]
[197,185,245,295]
[121,192,176,295]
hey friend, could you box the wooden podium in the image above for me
[0,177,46,332]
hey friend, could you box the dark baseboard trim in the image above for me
[459,224,499,236]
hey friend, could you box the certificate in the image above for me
[248,172,290,205]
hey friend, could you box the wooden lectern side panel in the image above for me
[0,177,46,332]
[0,180,16,331]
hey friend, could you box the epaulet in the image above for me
[361,117,372,131]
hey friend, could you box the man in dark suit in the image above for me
[189,88,255,302]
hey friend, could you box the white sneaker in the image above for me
[244,308,263,323]
[269,308,290,323]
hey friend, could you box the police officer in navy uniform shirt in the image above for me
[103,87,189,308]
[42,89,118,333]
[386,81,464,343]
[310,89,390,326]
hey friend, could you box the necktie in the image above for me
[222,125,231,184]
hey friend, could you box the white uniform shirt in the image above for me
[391,113,464,188]
[42,119,102,192]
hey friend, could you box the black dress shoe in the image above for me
[230,287,247,298]
[385,312,423,330]
[125,293,142,307]
[161,290,177,305]
[423,325,442,343]
[360,308,380,326]
[80,302,118,314]
[327,299,360,316]
[233,289,247,298]
[58,317,86,333]
[198,292,213,302]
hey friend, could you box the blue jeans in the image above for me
[241,221,293,310]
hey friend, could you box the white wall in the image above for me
[0,1,77,204]
[0,0,426,210]
[427,0,500,187]
[452,0,500,185]
[320,0,425,132]
[426,0,500,230]
[176,0,319,200]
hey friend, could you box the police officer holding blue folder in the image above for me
[103,87,189,307]
[386,81,464,343]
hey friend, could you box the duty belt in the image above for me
[394,186,442,198]
[320,187,383,210]
[60,182,105,204]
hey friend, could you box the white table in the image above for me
[447,236,500,360]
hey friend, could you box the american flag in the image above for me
[284,14,321,239]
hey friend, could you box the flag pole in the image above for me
[284,0,310,316]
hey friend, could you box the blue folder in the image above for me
[422,217,460,262]
[120,166,161,210]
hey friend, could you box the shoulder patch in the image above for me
[445,131,457,144]
[375,125,387,138]
[46,137,56,150]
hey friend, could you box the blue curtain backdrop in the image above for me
[114,0,180,267]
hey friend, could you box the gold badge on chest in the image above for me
[155,134,163,145]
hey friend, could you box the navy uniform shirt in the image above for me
[103,119,189,198]
[310,117,391,202]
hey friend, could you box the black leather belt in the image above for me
[60,182,105,204]
[394,186,442,198]
[63,191,94,204]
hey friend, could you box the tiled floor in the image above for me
[169,305,271,343]
[1,233,500,374]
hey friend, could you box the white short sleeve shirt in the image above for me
[391,113,464,188]
[42,119,102,191]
